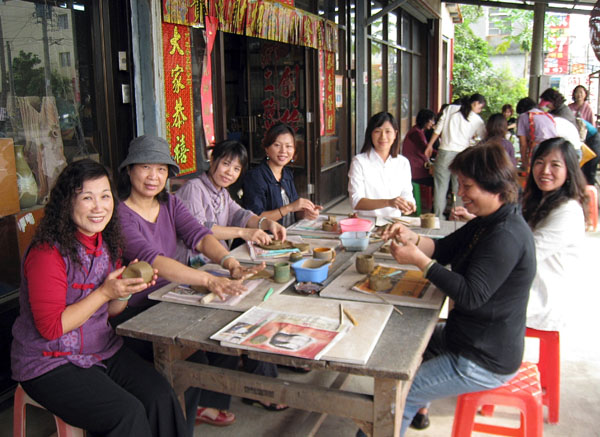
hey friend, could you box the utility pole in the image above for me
[529,2,546,102]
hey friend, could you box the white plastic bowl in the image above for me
[339,231,370,251]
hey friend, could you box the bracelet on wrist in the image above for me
[257,216,267,230]
[117,294,132,301]
[423,259,437,277]
[220,254,234,268]
[278,207,284,218]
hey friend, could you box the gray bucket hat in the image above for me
[118,135,180,177]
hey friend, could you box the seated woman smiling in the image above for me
[175,140,286,260]
[115,135,264,432]
[348,111,416,220]
[359,142,536,437]
[11,160,187,436]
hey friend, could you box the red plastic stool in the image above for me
[525,327,560,424]
[585,185,598,231]
[451,362,543,437]
[13,384,85,437]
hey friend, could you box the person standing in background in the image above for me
[427,94,487,218]
[568,85,595,125]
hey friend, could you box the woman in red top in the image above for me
[402,109,435,186]
[11,159,187,436]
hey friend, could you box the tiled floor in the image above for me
[2,198,599,437]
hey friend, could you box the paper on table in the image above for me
[162,269,263,307]
[211,306,349,360]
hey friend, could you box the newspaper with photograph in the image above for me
[211,306,350,360]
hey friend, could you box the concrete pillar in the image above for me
[355,0,368,155]
[529,2,546,102]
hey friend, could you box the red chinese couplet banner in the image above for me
[319,50,335,136]
[162,22,196,174]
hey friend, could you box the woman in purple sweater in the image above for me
[115,135,264,431]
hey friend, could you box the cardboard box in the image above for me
[0,138,20,218]
[0,205,45,288]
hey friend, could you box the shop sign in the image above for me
[162,22,196,174]
[544,14,569,75]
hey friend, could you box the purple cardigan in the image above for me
[11,241,123,381]
[117,194,211,306]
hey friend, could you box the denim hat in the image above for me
[118,135,180,177]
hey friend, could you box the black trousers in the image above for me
[21,346,188,437]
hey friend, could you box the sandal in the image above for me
[195,407,236,426]
[410,412,430,430]
[242,398,289,411]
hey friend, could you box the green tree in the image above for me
[12,51,45,96]
[451,5,529,119]
[11,50,73,99]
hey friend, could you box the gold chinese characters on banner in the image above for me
[162,22,196,174]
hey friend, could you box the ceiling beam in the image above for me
[367,0,410,25]
[442,0,593,15]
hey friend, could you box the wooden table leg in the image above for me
[372,377,404,437]
[153,342,190,414]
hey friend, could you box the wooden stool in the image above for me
[451,362,543,437]
[585,185,598,231]
[13,384,85,437]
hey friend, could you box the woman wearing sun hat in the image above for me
[114,135,265,431]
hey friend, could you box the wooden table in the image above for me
[116,298,440,437]
[115,220,453,436]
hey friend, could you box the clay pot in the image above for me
[122,261,154,283]
[322,221,339,232]
[356,254,375,274]
[420,213,436,229]
[273,262,291,283]
[368,274,392,291]
[313,247,335,262]
[289,252,303,262]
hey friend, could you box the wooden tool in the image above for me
[343,307,358,326]
[200,293,217,304]
[372,293,403,315]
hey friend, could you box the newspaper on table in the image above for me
[162,269,263,307]
[352,265,429,298]
[210,306,350,360]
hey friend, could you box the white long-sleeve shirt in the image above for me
[526,199,585,331]
[434,104,486,152]
[348,149,415,219]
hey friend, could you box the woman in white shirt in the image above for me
[427,94,487,218]
[348,112,416,219]
[522,137,588,331]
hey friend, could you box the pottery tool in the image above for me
[338,303,344,329]
[200,293,217,304]
[372,293,403,315]
[263,287,275,301]
[384,270,405,278]
[343,307,358,326]
[452,193,457,231]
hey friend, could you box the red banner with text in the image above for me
[162,22,196,174]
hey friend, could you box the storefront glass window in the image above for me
[388,48,398,122]
[0,0,96,207]
[370,41,383,115]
